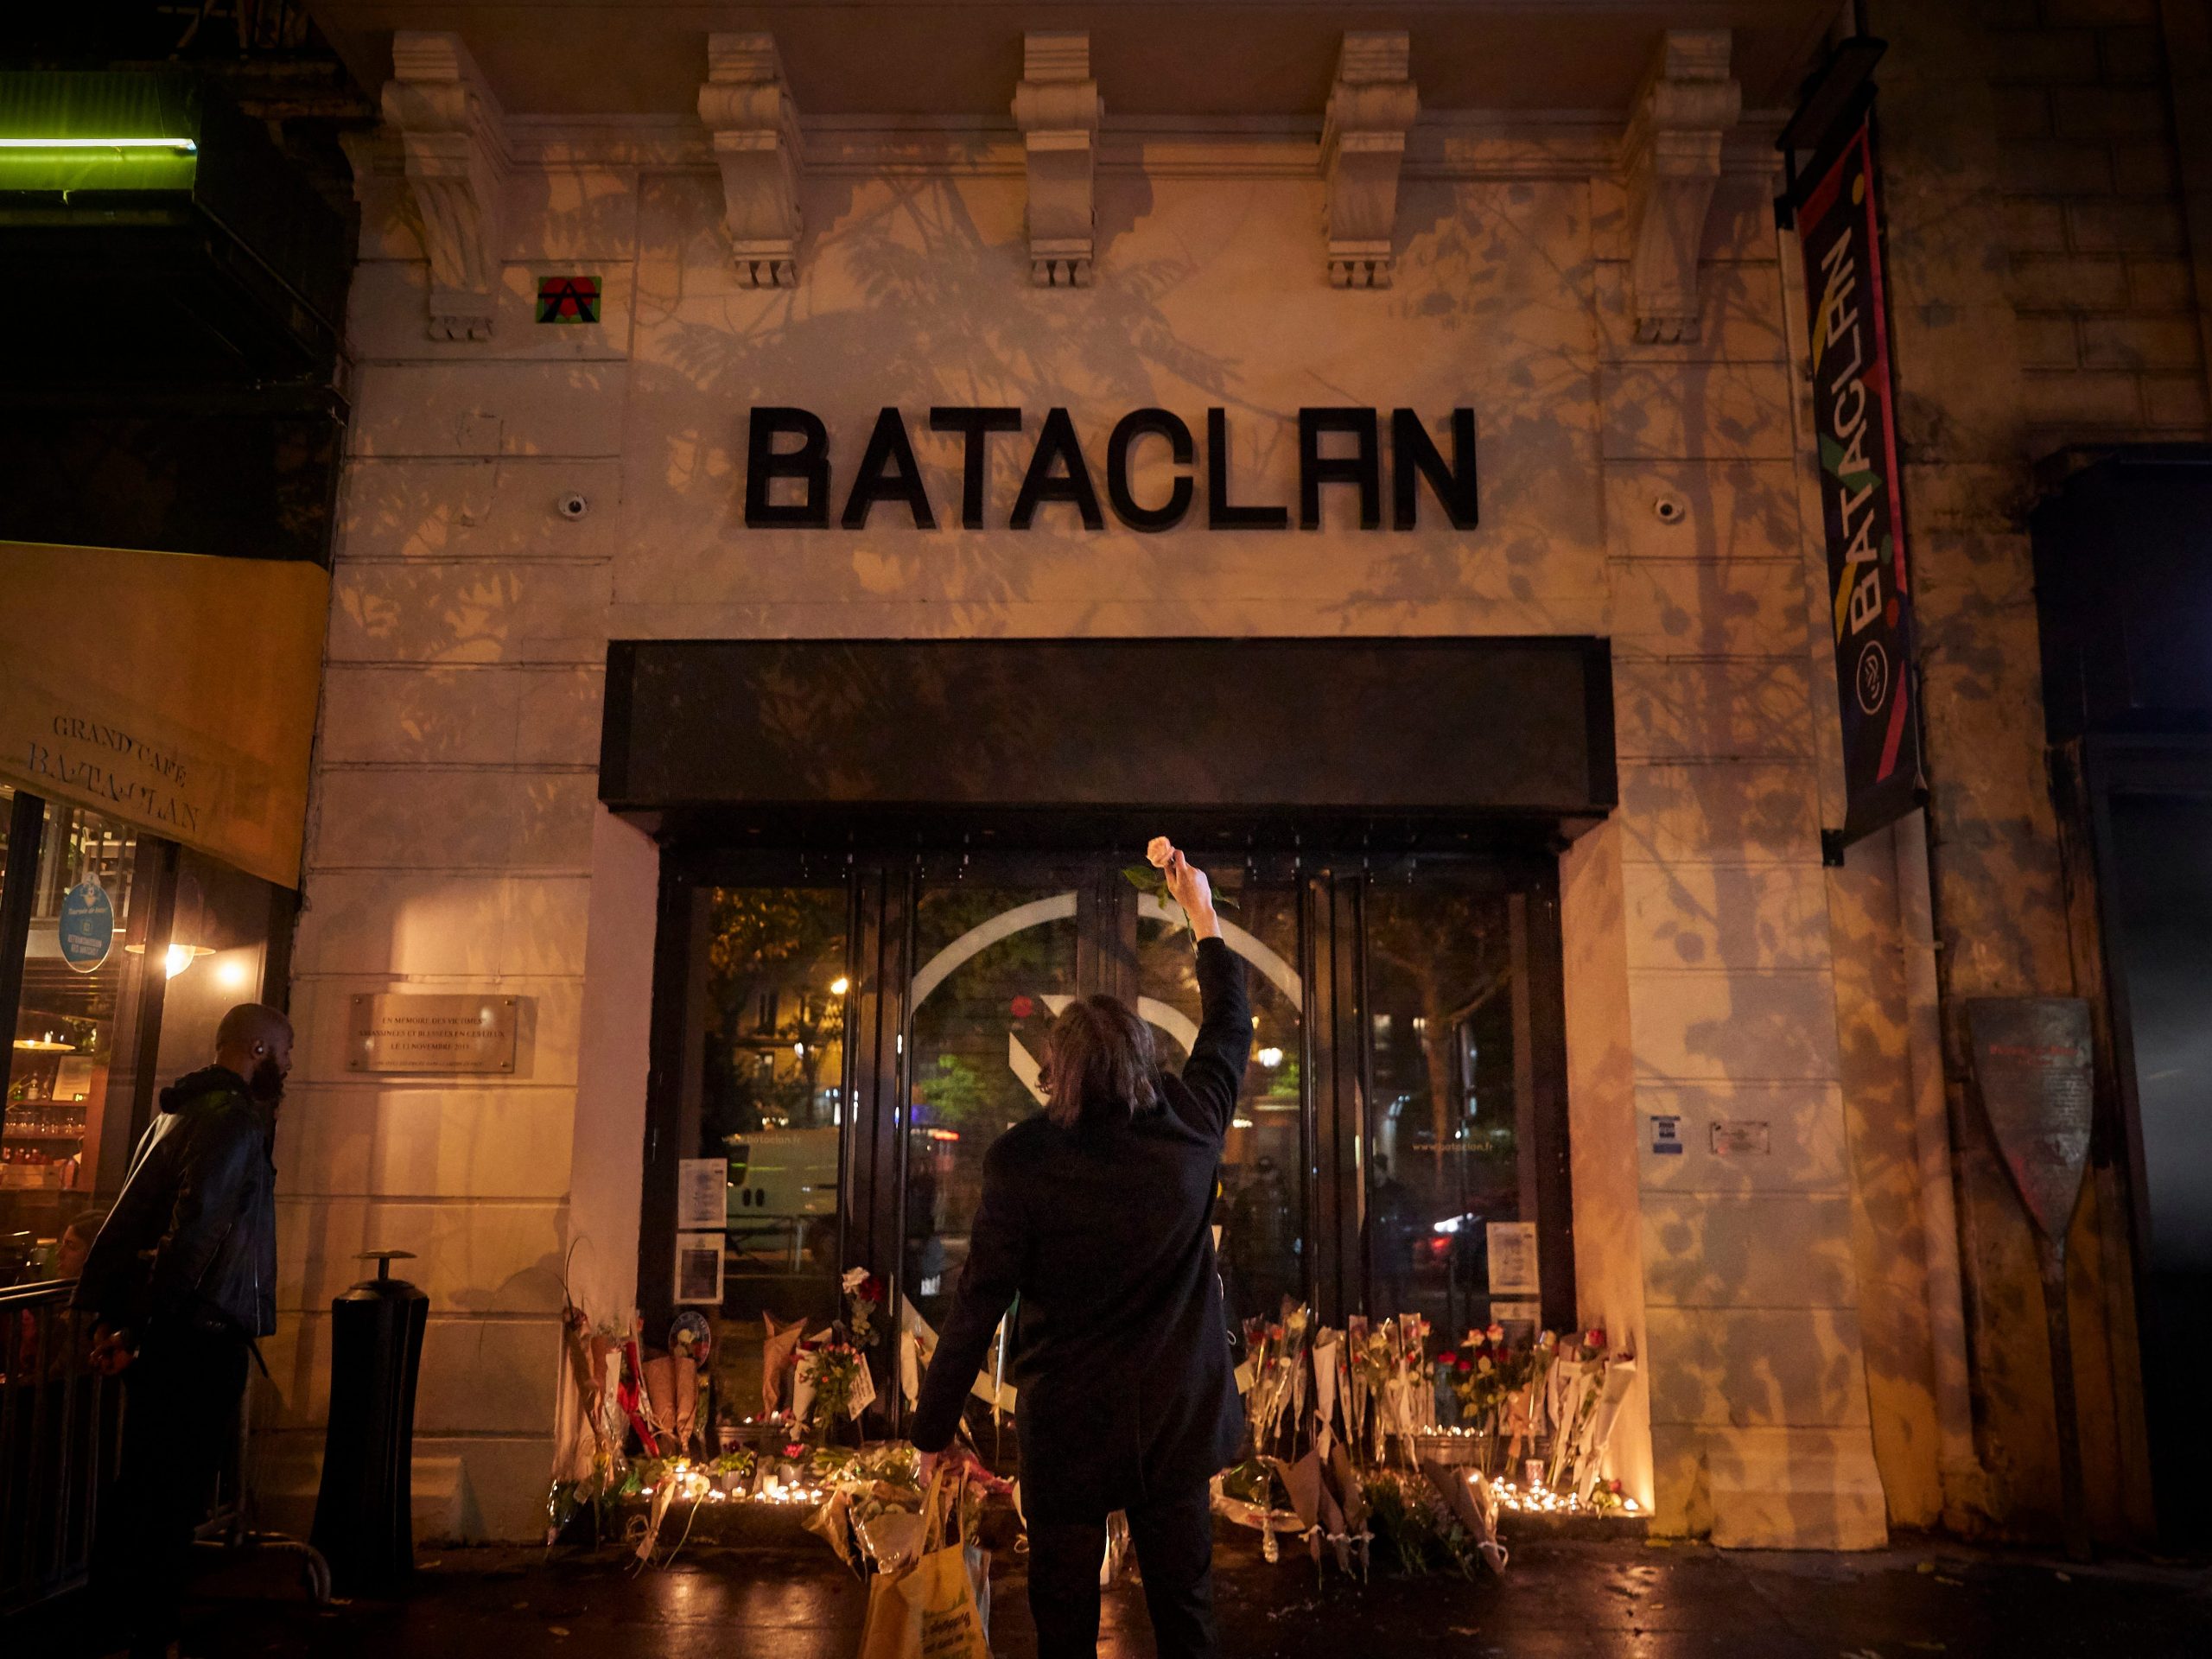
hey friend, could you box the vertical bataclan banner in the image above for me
[1792,114,1923,845]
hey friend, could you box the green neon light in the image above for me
[0,137,197,150]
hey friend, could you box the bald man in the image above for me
[75,1002,292,1659]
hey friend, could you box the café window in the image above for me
[0,787,289,1284]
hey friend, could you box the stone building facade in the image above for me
[255,1,2210,1549]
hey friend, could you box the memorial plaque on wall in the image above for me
[1965,997,2094,1240]
[347,993,524,1074]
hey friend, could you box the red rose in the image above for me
[1010,995,1035,1019]
[1586,1328,1607,1349]
[859,1275,884,1304]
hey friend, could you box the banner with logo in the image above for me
[1792,115,1922,845]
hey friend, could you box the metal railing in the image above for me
[0,1279,119,1615]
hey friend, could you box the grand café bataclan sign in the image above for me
[742,406,1479,532]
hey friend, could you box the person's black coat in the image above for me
[910,936,1250,1522]
[73,1065,278,1340]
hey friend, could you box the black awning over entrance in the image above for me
[600,636,1616,849]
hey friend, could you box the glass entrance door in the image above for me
[641,843,1569,1456]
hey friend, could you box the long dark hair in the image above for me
[1040,995,1160,1128]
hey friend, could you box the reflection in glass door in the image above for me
[665,884,849,1419]
[904,880,1079,1332]
[1363,864,1570,1338]
[1135,881,1306,1329]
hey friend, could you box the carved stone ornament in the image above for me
[381,31,511,341]
[1012,32,1103,287]
[1623,29,1742,343]
[1320,32,1418,289]
[700,33,805,289]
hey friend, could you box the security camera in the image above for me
[557,492,590,521]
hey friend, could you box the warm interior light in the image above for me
[830,976,850,996]
[0,137,197,150]
[1257,1046,1283,1068]
[214,955,252,990]
[12,1034,76,1052]
[125,940,213,977]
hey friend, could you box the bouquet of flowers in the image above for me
[800,1339,871,1441]
[1242,1305,1311,1457]
[1452,1329,1507,1426]
[842,1267,885,1348]
[1452,1324,1550,1475]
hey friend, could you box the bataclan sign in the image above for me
[744,405,1478,533]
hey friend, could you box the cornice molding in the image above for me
[346,110,1786,186]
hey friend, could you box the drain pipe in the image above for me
[1894,809,1983,1518]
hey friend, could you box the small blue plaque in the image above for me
[59,879,115,974]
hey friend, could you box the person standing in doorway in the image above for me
[912,843,1248,1659]
[74,1003,292,1659]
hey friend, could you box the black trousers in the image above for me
[1027,1482,1218,1659]
[92,1326,250,1657]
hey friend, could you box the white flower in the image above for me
[1146,836,1175,868]
[842,1267,868,1294]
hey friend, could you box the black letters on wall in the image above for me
[1206,407,1291,531]
[841,408,938,530]
[1391,408,1479,531]
[928,406,1022,528]
[1010,407,1106,531]
[741,405,1478,532]
[1299,408,1382,531]
[745,407,832,528]
[1106,409,1194,532]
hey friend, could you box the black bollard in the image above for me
[311,1249,429,1595]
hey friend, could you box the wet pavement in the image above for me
[18,1527,2212,1656]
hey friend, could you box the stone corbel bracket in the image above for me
[701,33,805,288]
[382,31,510,341]
[1012,32,1103,287]
[1321,32,1418,289]
[1624,29,1742,343]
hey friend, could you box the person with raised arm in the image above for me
[910,839,1250,1659]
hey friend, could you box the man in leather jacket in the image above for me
[73,1002,291,1659]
